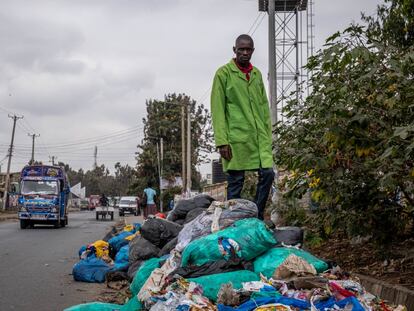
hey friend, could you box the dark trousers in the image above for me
[227,168,275,220]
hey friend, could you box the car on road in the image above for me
[118,196,139,216]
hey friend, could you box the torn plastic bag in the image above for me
[167,194,215,221]
[108,231,134,253]
[130,257,166,296]
[273,254,317,280]
[169,257,253,279]
[149,292,187,311]
[216,199,258,231]
[64,302,122,311]
[138,252,181,303]
[141,218,183,248]
[73,256,111,283]
[181,218,276,267]
[176,199,259,252]
[313,296,365,311]
[184,207,207,224]
[158,237,178,257]
[253,247,328,278]
[129,235,160,263]
[188,270,260,302]
[273,226,304,247]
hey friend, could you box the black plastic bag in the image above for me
[141,218,183,248]
[158,237,178,257]
[174,218,186,225]
[273,226,304,246]
[168,257,253,279]
[167,194,214,221]
[129,236,160,263]
[184,207,207,224]
[127,259,144,280]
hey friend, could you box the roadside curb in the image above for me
[0,214,18,222]
[356,273,414,309]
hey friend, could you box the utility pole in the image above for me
[49,156,57,166]
[268,0,277,128]
[28,133,40,165]
[93,146,98,169]
[181,104,186,194]
[2,114,24,211]
[186,101,191,196]
[159,137,163,212]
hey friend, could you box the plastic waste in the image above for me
[129,235,160,263]
[141,218,182,248]
[253,247,328,278]
[167,194,214,221]
[73,256,111,283]
[158,237,178,257]
[120,296,142,311]
[111,245,129,272]
[181,218,276,267]
[130,257,165,295]
[108,231,134,253]
[273,226,304,247]
[184,207,207,224]
[188,270,260,302]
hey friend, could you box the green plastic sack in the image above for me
[188,270,260,302]
[130,257,163,296]
[253,247,329,278]
[64,302,122,311]
[120,296,142,311]
[181,218,276,267]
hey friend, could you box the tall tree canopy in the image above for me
[133,93,213,202]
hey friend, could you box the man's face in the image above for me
[233,39,254,66]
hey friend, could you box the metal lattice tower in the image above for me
[259,0,315,122]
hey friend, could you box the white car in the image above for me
[118,196,139,216]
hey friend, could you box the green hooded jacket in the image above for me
[211,60,273,171]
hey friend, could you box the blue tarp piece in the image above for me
[108,231,133,253]
[132,223,141,233]
[111,245,129,271]
[218,297,310,311]
[78,245,87,258]
[218,296,365,311]
[314,296,365,311]
[73,256,111,283]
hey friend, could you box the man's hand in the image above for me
[219,145,232,161]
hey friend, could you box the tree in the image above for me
[275,0,414,244]
[133,93,213,205]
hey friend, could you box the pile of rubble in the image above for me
[65,195,407,311]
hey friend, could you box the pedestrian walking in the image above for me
[143,182,157,218]
[210,34,274,220]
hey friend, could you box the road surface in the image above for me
[0,210,120,311]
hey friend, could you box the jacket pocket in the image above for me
[227,103,250,143]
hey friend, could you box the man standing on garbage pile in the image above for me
[143,181,157,218]
[211,34,274,220]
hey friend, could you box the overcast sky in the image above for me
[0,0,381,175]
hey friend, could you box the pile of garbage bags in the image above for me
[66,196,407,311]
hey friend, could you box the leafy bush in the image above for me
[275,0,414,244]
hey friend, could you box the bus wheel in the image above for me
[20,219,28,229]
[110,212,114,220]
[60,219,66,227]
[54,220,61,229]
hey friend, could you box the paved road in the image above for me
[0,210,120,311]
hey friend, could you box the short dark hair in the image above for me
[235,34,254,47]
[147,181,153,188]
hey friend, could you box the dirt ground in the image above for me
[308,236,414,291]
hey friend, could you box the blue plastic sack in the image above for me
[108,231,134,253]
[314,296,365,311]
[73,256,111,283]
[78,245,87,258]
[111,245,129,271]
[218,297,310,311]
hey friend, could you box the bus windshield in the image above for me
[21,180,59,195]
